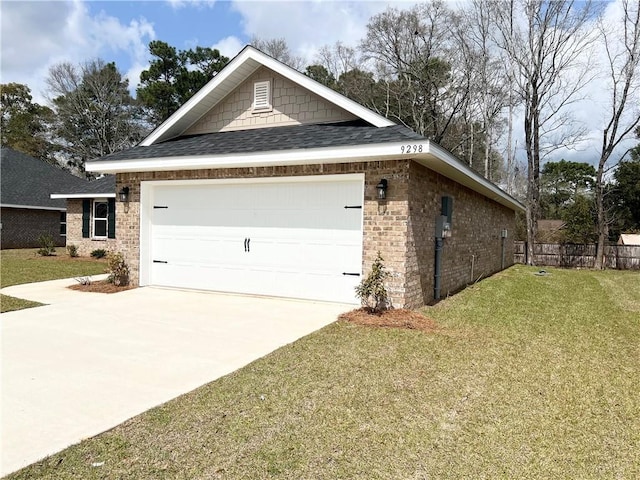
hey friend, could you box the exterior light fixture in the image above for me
[376,179,388,200]
[118,186,130,203]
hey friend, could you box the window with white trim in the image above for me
[253,80,271,111]
[93,199,108,238]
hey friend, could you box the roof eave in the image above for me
[1,203,66,211]
[50,193,116,199]
[85,141,524,213]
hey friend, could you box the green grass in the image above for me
[1,248,106,313]
[0,294,43,313]
[6,266,640,479]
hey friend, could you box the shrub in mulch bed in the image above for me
[68,280,135,294]
[339,308,439,333]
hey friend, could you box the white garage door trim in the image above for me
[140,173,364,303]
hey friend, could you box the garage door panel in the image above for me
[148,177,363,303]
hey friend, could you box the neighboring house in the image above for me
[0,148,86,249]
[618,234,640,245]
[50,175,117,256]
[85,46,525,307]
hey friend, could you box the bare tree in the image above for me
[457,0,510,181]
[46,59,147,175]
[359,2,471,147]
[316,42,360,80]
[492,0,600,265]
[594,0,640,269]
[250,37,305,71]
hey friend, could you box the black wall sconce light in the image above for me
[376,179,388,200]
[118,186,130,203]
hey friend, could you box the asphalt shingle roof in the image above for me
[51,175,116,196]
[88,121,424,163]
[1,148,88,209]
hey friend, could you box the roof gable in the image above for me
[0,148,87,210]
[141,45,394,146]
[184,66,358,135]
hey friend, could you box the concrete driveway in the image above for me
[1,278,350,476]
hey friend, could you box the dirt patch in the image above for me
[35,255,106,263]
[68,280,134,294]
[339,308,439,333]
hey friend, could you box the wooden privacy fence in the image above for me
[514,242,640,270]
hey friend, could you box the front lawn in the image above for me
[1,248,106,313]
[6,266,640,479]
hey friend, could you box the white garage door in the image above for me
[146,175,364,303]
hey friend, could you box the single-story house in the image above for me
[0,148,87,249]
[618,233,640,245]
[85,45,524,307]
[50,175,117,256]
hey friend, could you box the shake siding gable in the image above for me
[184,67,357,135]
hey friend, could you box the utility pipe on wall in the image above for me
[470,254,475,283]
[434,214,448,301]
[434,235,443,300]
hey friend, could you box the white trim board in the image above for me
[0,203,65,212]
[50,193,116,199]
[86,141,524,212]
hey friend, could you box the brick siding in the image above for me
[65,200,117,256]
[116,159,516,308]
[0,207,65,249]
[185,66,357,135]
[405,162,515,308]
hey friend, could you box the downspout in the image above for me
[434,214,447,301]
[434,235,443,301]
[434,197,453,302]
[501,228,508,270]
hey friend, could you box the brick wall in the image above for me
[185,66,357,135]
[116,159,516,308]
[405,162,515,307]
[65,200,117,256]
[0,207,65,249]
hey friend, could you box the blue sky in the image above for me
[0,0,636,167]
[0,0,395,103]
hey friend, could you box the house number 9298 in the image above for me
[400,144,423,154]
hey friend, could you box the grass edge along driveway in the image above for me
[0,248,106,313]
[6,265,640,479]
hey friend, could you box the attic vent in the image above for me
[253,80,271,111]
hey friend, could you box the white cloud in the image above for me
[229,0,398,64]
[166,0,216,10]
[0,0,155,103]
[211,35,244,59]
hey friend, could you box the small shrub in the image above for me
[36,234,56,256]
[74,276,91,286]
[91,249,107,259]
[67,244,79,257]
[355,252,391,313]
[106,251,129,287]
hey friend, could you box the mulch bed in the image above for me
[68,280,134,294]
[339,307,439,333]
